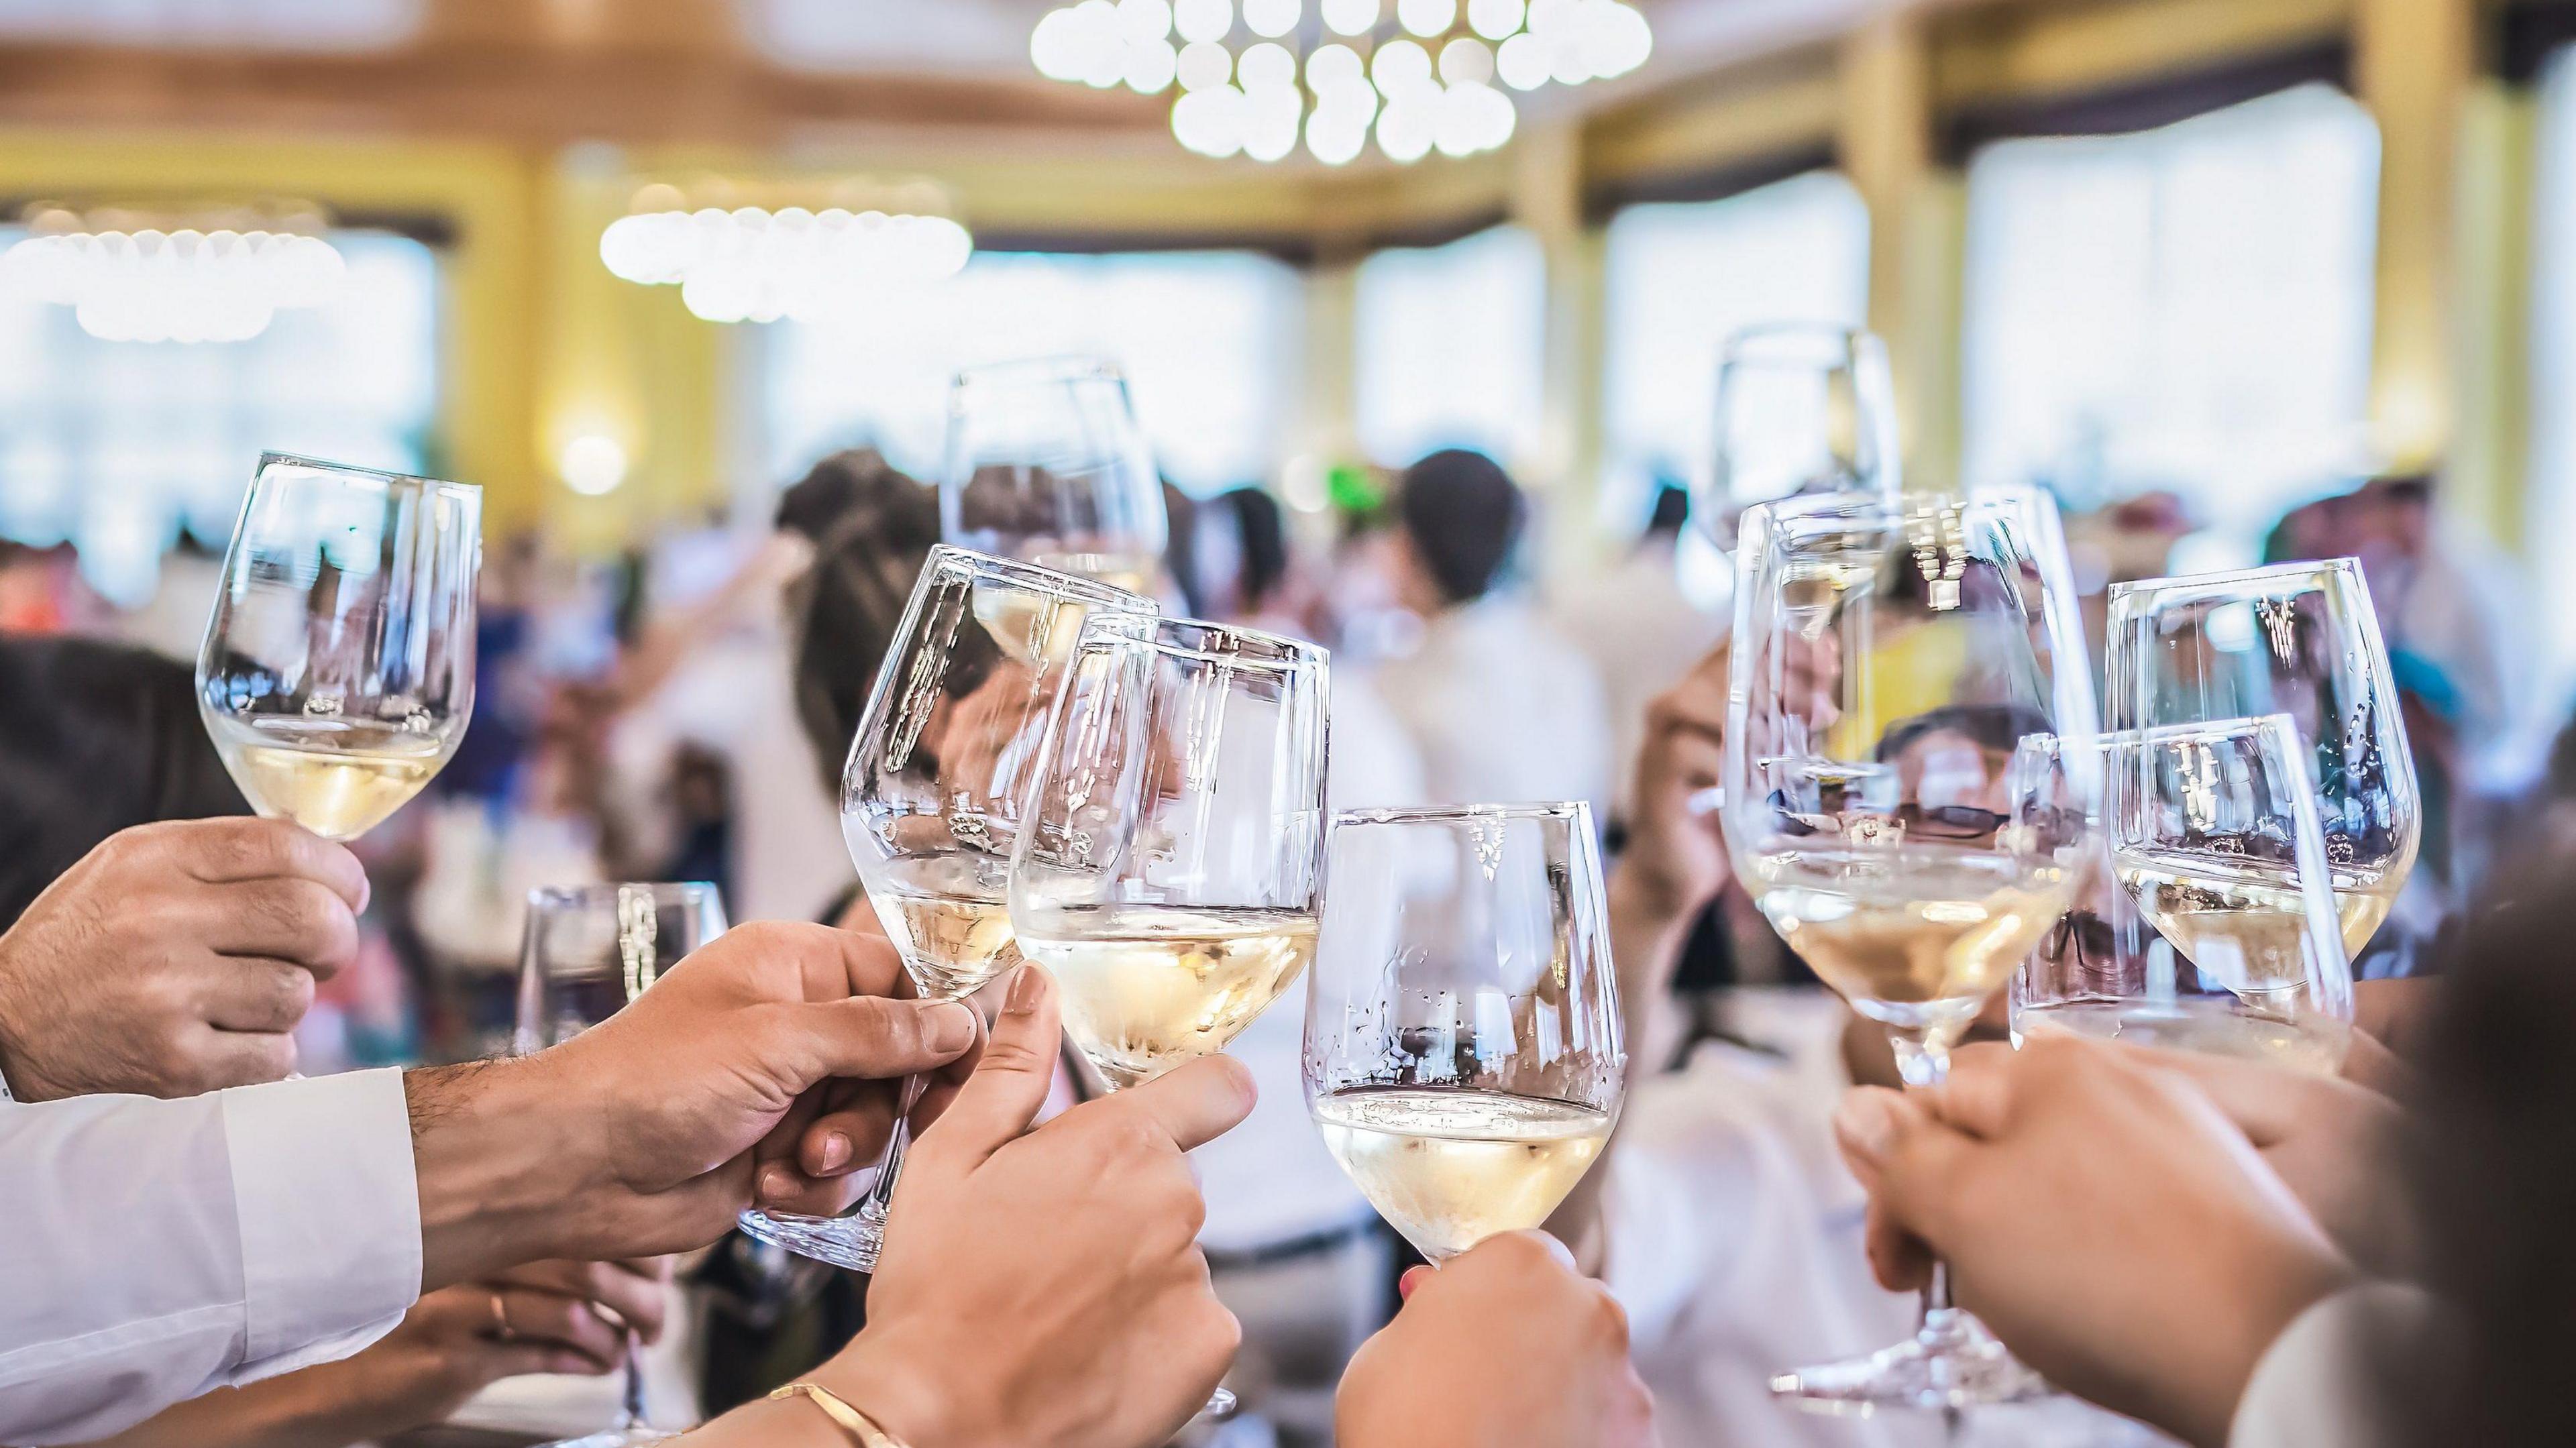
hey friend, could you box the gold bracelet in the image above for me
[767,1382,912,1448]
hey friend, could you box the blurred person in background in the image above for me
[1552,480,1725,834]
[1360,449,1611,815]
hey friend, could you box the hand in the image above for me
[813,965,1252,1448]
[1337,1233,1658,1448]
[1834,1038,2357,1448]
[0,818,365,1101]
[409,921,980,1286]
[1618,643,1731,920]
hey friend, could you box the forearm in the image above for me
[75,1368,396,1448]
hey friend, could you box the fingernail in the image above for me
[818,1131,853,1173]
[756,1163,800,1205]
[1398,1266,1432,1302]
[920,1000,976,1053]
[1835,1089,1900,1166]
[1004,964,1044,1015]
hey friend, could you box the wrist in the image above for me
[408,1057,619,1288]
[2190,1243,2358,1448]
[812,1327,976,1448]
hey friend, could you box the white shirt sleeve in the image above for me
[0,1068,424,1445]
[2229,1282,2432,1448]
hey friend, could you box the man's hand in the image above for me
[1834,1039,2357,1448]
[409,921,979,1286]
[1337,1232,1658,1448]
[814,965,1252,1448]
[0,818,365,1101]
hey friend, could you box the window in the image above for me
[1961,83,2381,571]
[0,230,441,604]
[1353,225,1547,471]
[1599,171,1871,531]
[764,249,1301,497]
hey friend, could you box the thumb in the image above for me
[765,995,979,1089]
[1856,1090,1982,1262]
[912,965,1062,1168]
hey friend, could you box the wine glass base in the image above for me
[531,1429,676,1448]
[735,1206,887,1274]
[1201,1388,1238,1421]
[1769,1307,2052,1414]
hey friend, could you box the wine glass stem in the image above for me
[856,1074,930,1229]
[1886,1024,1952,1090]
[619,1333,646,1430]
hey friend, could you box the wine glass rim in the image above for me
[1720,321,1881,366]
[2105,555,2361,601]
[951,353,1127,389]
[527,881,724,911]
[922,543,1156,610]
[1078,613,1328,672]
[256,451,480,499]
[1332,800,1591,828]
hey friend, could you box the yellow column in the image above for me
[1510,117,1611,575]
[2449,81,2539,550]
[1838,7,1966,492]
[2353,0,2475,478]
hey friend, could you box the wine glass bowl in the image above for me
[1702,323,1901,547]
[1302,803,1624,1262]
[1011,615,1329,1090]
[942,355,1168,593]
[197,452,480,842]
[2104,558,2418,958]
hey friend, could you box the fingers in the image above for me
[762,994,979,1091]
[199,959,320,1034]
[487,1286,629,1372]
[203,878,361,977]
[486,1260,672,1343]
[1840,1087,1982,1268]
[912,964,1061,1167]
[183,1023,299,1091]
[171,817,370,911]
[1103,1052,1258,1155]
[1917,1041,2018,1140]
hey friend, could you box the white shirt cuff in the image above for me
[220,1068,423,1372]
[2230,1282,2430,1448]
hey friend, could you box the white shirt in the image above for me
[0,1070,422,1445]
[1551,543,1725,822]
[2229,1283,2430,1448]
[1364,597,1614,816]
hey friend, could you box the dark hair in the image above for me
[1220,487,1291,613]
[1645,483,1691,539]
[775,449,941,791]
[1873,704,2054,764]
[1396,449,1525,605]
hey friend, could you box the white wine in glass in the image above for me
[1304,803,1625,1262]
[739,547,1153,1273]
[199,453,480,842]
[942,355,1169,594]
[1013,616,1329,1089]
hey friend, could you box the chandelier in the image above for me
[599,179,975,325]
[1030,0,1652,164]
[0,202,346,343]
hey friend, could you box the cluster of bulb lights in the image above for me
[1031,0,1651,164]
[0,209,345,343]
[599,185,975,325]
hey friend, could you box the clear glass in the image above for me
[941,355,1170,593]
[1701,323,1901,547]
[1302,803,1625,1262]
[738,546,1154,1272]
[514,883,729,1448]
[2012,721,2355,1072]
[1723,491,2097,1411]
[197,452,481,841]
[2105,557,2419,958]
[1011,615,1330,1089]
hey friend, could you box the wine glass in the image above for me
[2104,558,2418,959]
[942,355,1169,594]
[198,452,481,841]
[1701,323,1901,547]
[515,882,729,1448]
[1010,614,1330,1089]
[1723,490,2096,1411]
[2010,722,2356,1074]
[1302,803,1624,1262]
[737,546,1155,1272]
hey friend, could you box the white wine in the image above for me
[1028,551,1159,598]
[208,715,447,841]
[969,590,1090,665]
[1746,844,2074,1027]
[1313,1087,1612,1260]
[2116,846,2393,996]
[1018,904,1318,1087]
[872,887,1020,1001]
[2016,995,2351,1076]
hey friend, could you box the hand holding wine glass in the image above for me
[198,453,480,842]
[942,355,1168,593]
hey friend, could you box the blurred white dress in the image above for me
[1364,596,1614,816]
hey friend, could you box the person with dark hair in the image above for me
[1366,449,1611,813]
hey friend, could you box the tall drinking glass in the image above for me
[738,547,1154,1272]
[1725,491,2096,1410]
[942,355,1169,594]
[1702,323,1901,547]
[198,452,481,841]
[1303,803,1625,1262]
[515,883,729,1448]
[2105,559,2418,957]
